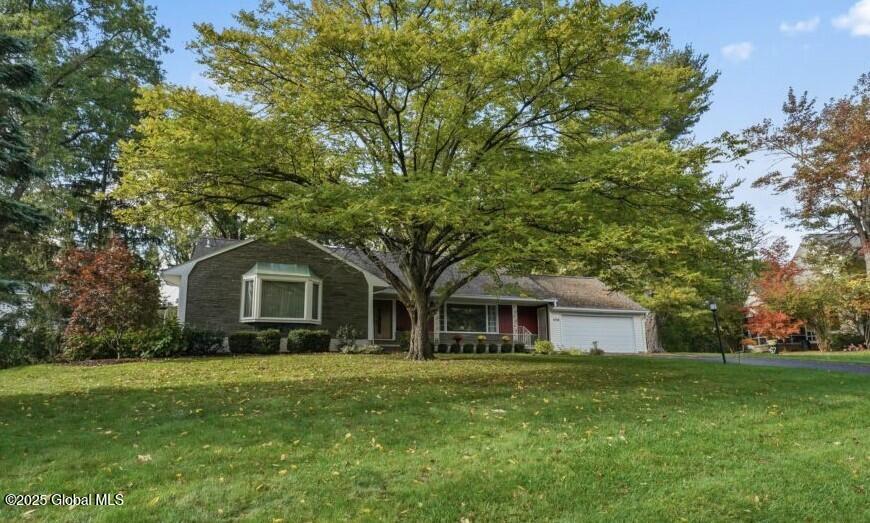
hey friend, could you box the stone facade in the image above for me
[185,239,369,336]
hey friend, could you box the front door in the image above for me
[374,299,394,340]
[537,307,549,341]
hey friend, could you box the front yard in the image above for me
[1,354,867,522]
[748,350,870,363]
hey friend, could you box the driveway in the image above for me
[654,353,870,375]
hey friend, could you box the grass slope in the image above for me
[1,354,867,522]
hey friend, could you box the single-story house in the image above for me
[162,237,649,353]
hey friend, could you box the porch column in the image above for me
[366,283,374,342]
[511,304,518,340]
[433,308,440,344]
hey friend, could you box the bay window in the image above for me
[240,263,322,323]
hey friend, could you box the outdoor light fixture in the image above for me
[709,302,726,364]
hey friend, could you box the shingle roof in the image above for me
[191,238,246,260]
[184,239,646,312]
[329,247,646,311]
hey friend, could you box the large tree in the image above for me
[745,73,870,275]
[0,34,48,293]
[118,0,749,359]
[0,0,168,248]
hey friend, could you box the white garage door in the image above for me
[560,314,638,353]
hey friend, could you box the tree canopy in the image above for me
[1,0,168,247]
[745,72,870,275]
[118,0,754,359]
[0,33,48,295]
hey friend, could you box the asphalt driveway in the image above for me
[654,353,870,375]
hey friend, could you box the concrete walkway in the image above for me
[654,353,870,375]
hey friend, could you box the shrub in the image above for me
[398,331,411,349]
[449,343,460,353]
[488,343,499,353]
[462,343,475,354]
[501,342,513,353]
[340,344,384,354]
[54,238,160,337]
[228,331,258,353]
[182,327,224,356]
[62,332,119,360]
[589,347,605,356]
[336,324,361,350]
[534,340,554,354]
[830,332,864,350]
[437,343,449,353]
[475,343,487,354]
[136,322,184,358]
[254,329,282,354]
[513,343,526,353]
[287,329,331,353]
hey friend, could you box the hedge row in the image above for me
[227,329,331,354]
[63,323,223,361]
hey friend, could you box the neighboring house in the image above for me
[743,234,864,347]
[163,237,649,353]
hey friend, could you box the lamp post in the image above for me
[709,302,727,364]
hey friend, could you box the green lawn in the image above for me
[1,354,867,522]
[757,350,870,363]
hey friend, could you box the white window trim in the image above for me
[240,274,323,324]
[440,302,498,334]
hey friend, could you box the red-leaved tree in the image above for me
[54,238,160,336]
[745,308,804,341]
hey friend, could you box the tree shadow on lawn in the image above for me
[0,356,866,521]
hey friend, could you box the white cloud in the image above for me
[721,41,754,62]
[833,0,870,36]
[779,16,820,34]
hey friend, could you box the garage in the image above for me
[556,313,642,353]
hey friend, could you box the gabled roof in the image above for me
[330,247,647,312]
[166,238,647,313]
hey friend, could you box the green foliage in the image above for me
[513,343,526,353]
[0,34,47,237]
[829,332,865,351]
[462,343,475,354]
[437,343,449,354]
[227,331,258,354]
[1,0,169,248]
[589,347,605,356]
[501,343,514,354]
[181,327,224,356]
[340,344,384,354]
[335,324,361,349]
[62,323,182,360]
[475,343,487,354]
[60,323,223,362]
[254,329,282,355]
[117,0,749,360]
[534,340,555,354]
[286,329,331,353]
[488,343,500,353]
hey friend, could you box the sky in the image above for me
[149,0,870,251]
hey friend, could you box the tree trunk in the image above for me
[408,300,435,361]
[405,293,434,361]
